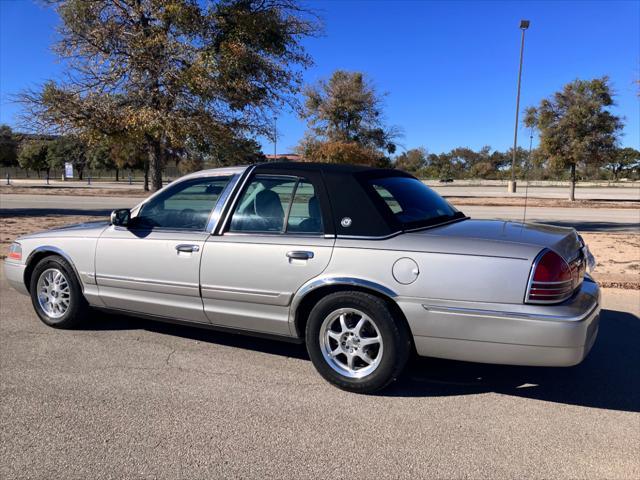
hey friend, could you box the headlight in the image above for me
[7,242,22,261]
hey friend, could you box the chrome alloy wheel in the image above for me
[36,268,71,319]
[319,308,383,379]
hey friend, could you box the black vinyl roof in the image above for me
[253,162,413,237]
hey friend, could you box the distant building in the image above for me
[265,153,302,162]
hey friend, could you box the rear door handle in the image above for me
[176,244,200,253]
[286,251,314,260]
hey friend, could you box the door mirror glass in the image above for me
[110,208,131,227]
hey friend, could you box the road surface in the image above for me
[6,179,640,200]
[430,184,640,201]
[1,273,638,479]
[2,193,638,232]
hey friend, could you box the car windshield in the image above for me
[366,176,465,229]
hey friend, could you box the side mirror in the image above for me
[110,208,131,227]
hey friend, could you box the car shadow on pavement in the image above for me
[86,308,639,411]
[86,310,310,360]
[387,308,640,412]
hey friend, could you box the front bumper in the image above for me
[3,260,28,296]
[399,278,600,367]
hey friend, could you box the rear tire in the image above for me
[29,255,89,329]
[305,291,411,393]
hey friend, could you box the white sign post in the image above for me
[64,162,74,179]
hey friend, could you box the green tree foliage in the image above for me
[18,0,319,190]
[605,147,640,180]
[206,136,265,168]
[0,125,19,167]
[394,148,427,174]
[86,142,115,173]
[87,135,147,182]
[298,70,399,166]
[46,135,87,179]
[524,77,623,200]
[18,140,50,175]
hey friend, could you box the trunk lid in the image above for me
[420,219,583,261]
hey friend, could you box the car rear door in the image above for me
[200,169,335,336]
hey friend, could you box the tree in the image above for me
[18,140,50,176]
[0,125,19,167]
[299,138,391,167]
[181,133,265,171]
[524,77,623,200]
[46,135,87,179]
[86,141,116,178]
[425,152,454,179]
[87,135,146,182]
[605,147,640,180]
[18,0,319,190]
[298,70,399,166]
[395,148,427,175]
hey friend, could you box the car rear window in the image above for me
[367,176,464,229]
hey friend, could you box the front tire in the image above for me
[29,255,89,329]
[306,291,411,393]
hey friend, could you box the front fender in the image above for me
[24,245,86,292]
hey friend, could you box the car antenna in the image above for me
[521,127,534,229]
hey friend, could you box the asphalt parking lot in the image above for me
[1,274,639,479]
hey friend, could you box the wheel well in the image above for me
[293,284,414,343]
[23,251,64,293]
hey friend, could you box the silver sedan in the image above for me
[4,162,600,393]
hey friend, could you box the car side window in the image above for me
[229,176,323,234]
[372,184,403,214]
[286,181,323,234]
[134,176,231,231]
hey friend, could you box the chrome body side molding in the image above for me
[201,284,292,307]
[421,301,599,323]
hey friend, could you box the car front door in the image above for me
[200,171,335,336]
[95,174,235,322]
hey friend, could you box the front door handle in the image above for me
[176,244,200,253]
[286,251,314,260]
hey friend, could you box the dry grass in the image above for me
[581,233,640,289]
[1,215,106,256]
[0,185,148,197]
[447,196,639,209]
[1,214,637,289]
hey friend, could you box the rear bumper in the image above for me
[399,278,600,367]
[3,260,28,296]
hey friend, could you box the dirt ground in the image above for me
[0,185,148,197]
[446,196,639,209]
[581,233,640,289]
[1,214,637,289]
[0,215,106,256]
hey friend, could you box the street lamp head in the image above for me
[520,20,530,30]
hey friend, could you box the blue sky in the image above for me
[1,0,638,155]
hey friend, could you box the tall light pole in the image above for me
[508,19,530,194]
[273,117,277,160]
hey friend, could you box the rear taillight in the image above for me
[526,249,574,304]
[7,242,22,261]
